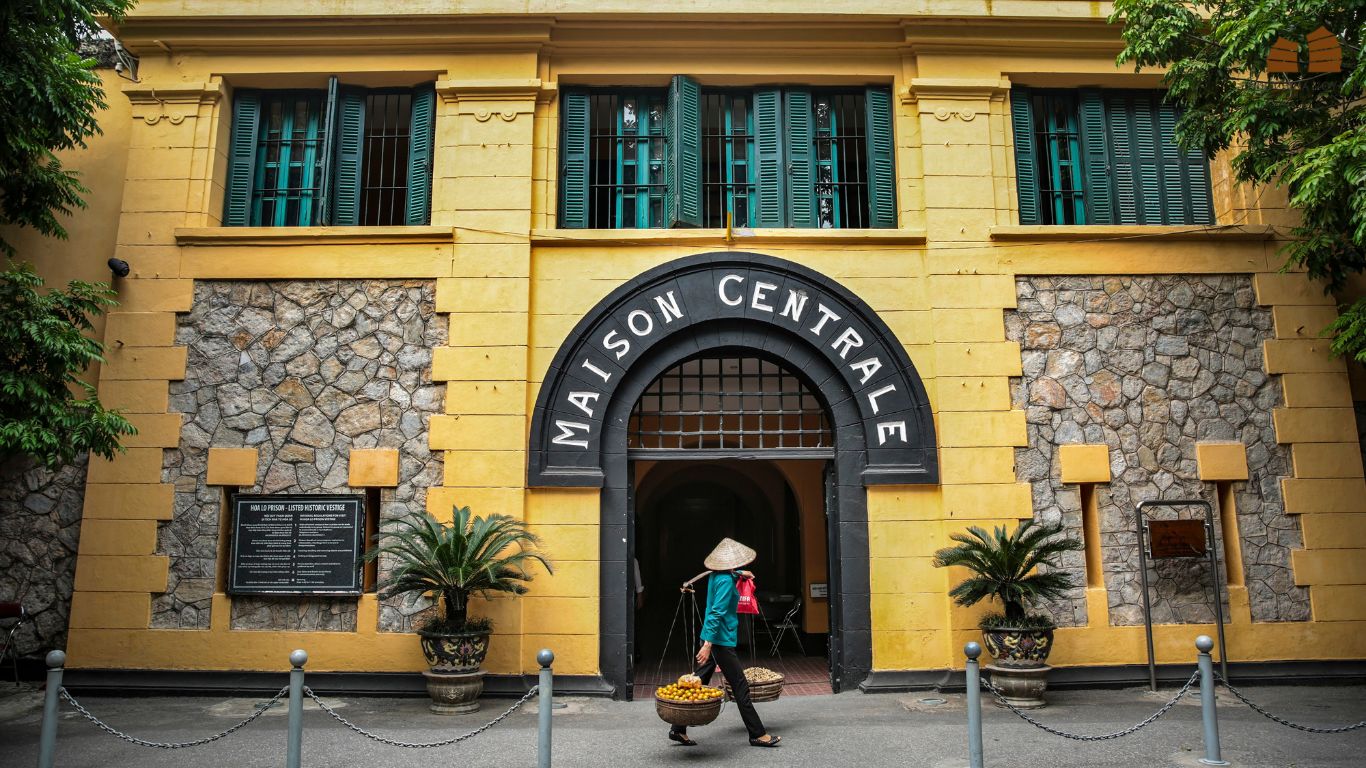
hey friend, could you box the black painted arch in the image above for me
[528,251,938,487]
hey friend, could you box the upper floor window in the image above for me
[223,78,435,227]
[1011,88,1213,226]
[559,77,896,229]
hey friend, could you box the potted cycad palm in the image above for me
[369,505,552,713]
[932,520,1082,708]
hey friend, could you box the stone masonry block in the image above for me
[1059,444,1112,483]
[82,484,174,520]
[1196,443,1249,481]
[1254,273,1335,306]
[348,448,400,487]
[1274,408,1358,444]
[207,447,260,486]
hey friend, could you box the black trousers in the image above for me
[672,643,766,740]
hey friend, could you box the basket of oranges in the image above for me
[655,674,724,726]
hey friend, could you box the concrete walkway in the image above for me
[2,682,1364,767]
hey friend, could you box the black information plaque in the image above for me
[228,494,365,595]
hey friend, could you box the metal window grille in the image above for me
[701,92,756,228]
[588,92,667,228]
[813,92,872,229]
[628,355,833,451]
[1031,92,1087,225]
[253,93,326,226]
[359,92,413,226]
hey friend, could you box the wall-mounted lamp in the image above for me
[108,258,130,278]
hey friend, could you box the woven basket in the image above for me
[724,675,785,703]
[655,695,723,727]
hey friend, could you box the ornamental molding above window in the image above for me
[124,82,221,124]
[435,78,557,116]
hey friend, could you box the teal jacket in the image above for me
[700,572,739,647]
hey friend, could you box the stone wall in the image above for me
[157,280,446,632]
[1007,276,1309,626]
[0,455,87,658]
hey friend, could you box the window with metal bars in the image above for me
[585,91,667,229]
[814,92,873,229]
[224,78,435,227]
[253,93,327,227]
[560,79,896,230]
[1011,88,1214,226]
[628,355,833,452]
[701,92,756,228]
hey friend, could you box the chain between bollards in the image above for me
[1195,635,1229,766]
[286,649,307,768]
[964,642,984,768]
[537,648,554,768]
[36,650,64,768]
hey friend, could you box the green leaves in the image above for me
[0,1,133,255]
[368,505,554,631]
[932,520,1083,625]
[1111,1,1366,358]
[0,260,135,468]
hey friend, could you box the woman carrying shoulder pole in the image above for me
[669,538,782,748]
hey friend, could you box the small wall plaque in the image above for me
[809,582,829,599]
[228,494,366,595]
[1147,519,1209,559]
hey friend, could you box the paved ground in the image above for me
[2,681,1364,767]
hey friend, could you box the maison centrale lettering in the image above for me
[551,271,910,451]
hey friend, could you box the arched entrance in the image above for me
[629,354,832,695]
[528,252,937,698]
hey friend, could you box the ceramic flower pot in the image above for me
[418,628,491,673]
[981,626,1054,669]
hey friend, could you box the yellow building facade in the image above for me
[17,2,1366,696]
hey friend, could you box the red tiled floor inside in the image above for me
[633,652,832,699]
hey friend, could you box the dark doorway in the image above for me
[632,459,830,698]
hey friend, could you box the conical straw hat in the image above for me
[704,538,756,571]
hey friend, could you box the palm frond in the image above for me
[370,506,554,628]
[932,520,1080,621]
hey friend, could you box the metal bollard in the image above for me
[286,649,307,768]
[1196,636,1229,766]
[965,642,984,768]
[37,650,65,768]
[537,648,554,768]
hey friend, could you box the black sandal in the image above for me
[749,735,782,747]
[669,730,698,747]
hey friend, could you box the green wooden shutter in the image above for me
[753,88,786,227]
[560,91,591,228]
[864,87,897,228]
[331,88,366,226]
[319,78,340,225]
[405,84,436,225]
[785,90,816,228]
[224,91,260,226]
[665,75,703,228]
[1132,94,1163,224]
[1157,100,1186,225]
[1010,89,1040,225]
[1184,123,1215,225]
[1078,89,1114,225]
[1106,92,1138,224]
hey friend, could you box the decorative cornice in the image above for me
[900,78,1010,109]
[436,79,555,119]
[123,82,221,124]
[902,18,1124,56]
[989,224,1278,242]
[174,226,457,246]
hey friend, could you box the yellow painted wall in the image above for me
[1,69,132,386]
[52,7,1366,680]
